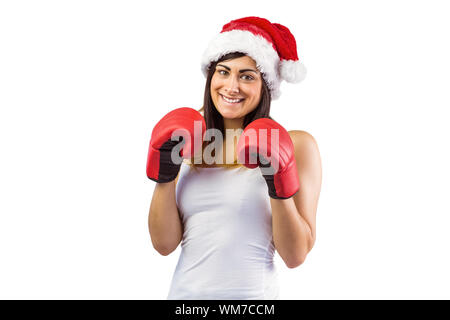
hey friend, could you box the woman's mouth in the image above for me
[220,94,245,105]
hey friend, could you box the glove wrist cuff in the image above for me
[263,160,299,199]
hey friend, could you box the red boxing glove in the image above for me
[237,118,300,199]
[146,107,206,183]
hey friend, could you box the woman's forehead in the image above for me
[219,55,258,68]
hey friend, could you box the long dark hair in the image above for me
[201,52,273,138]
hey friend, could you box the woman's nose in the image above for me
[224,76,239,94]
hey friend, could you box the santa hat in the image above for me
[201,16,306,100]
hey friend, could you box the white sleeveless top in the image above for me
[167,161,279,300]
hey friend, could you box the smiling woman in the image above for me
[146,16,321,300]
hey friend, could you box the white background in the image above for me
[1,0,449,299]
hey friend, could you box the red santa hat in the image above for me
[201,16,306,100]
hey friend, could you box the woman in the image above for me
[146,17,322,299]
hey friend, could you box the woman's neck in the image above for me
[220,118,243,165]
[194,117,244,167]
[223,117,244,131]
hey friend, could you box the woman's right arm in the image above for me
[146,107,205,256]
[148,175,182,256]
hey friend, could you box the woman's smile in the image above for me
[220,94,245,105]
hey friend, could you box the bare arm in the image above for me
[272,130,322,268]
[148,174,183,256]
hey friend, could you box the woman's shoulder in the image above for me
[288,130,320,162]
[288,130,318,147]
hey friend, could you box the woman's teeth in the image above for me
[221,95,244,104]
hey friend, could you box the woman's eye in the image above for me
[218,70,228,75]
[241,75,254,81]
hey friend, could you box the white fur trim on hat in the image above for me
[201,30,282,99]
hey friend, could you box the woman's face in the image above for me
[210,55,263,120]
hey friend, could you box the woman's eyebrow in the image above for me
[217,64,258,74]
[239,68,258,74]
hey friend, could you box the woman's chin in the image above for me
[217,107,241,119]
[221,112,241,120]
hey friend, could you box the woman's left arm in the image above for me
[271,130,322,268]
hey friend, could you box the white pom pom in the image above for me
[280,60,307,83]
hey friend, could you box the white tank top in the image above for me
[167,161,279,300]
